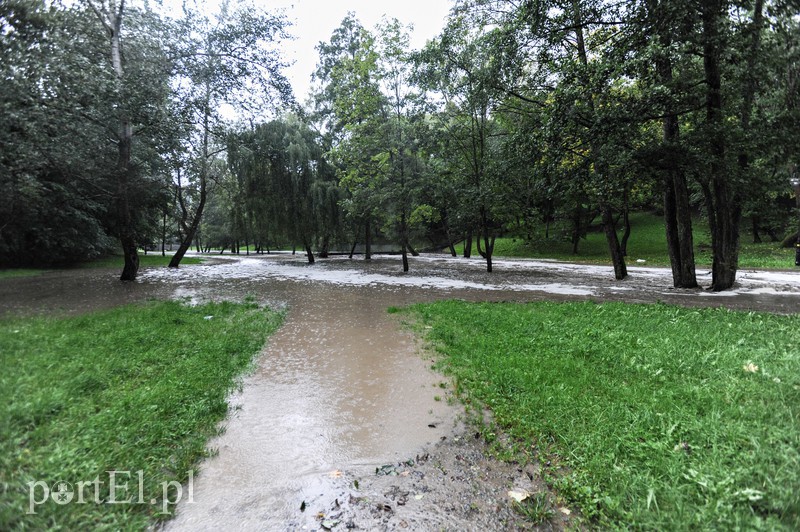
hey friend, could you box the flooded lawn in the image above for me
[2,253,798,529]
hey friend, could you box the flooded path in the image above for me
[164,281,460,529]
[2,253,799,529]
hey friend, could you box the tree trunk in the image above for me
[653,24,698,288]
[477,210,495,273]
[751,216,763,243]
[401,243,409,272]
[319,234,330,258]
[304,241,315,264]
[620,201,631,257]
[169,95,211,268]
[364,219,372,260]
[703,0,740,291]
[119,234,139,281]
[571,203,583,255]
[169,175,206,268]
[443,218,457,256]
[463,233,472,258]
[161,211,167,257]
[92,3,138,281]
[349,238,358,259]
[601,204,627,280]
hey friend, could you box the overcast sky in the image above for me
[263,0,454,100]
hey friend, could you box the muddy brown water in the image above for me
[2,253,798,529]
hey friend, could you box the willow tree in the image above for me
[228,117,327,263]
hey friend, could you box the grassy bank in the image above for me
[461,212,795,269]
[0,269,48,280]
[0,254,202,280]
[0,300,283,529]
[411,300,800,529]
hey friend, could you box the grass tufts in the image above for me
[411,300,800,529]
[0,300,283,529]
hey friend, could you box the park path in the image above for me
[162,279,460,529]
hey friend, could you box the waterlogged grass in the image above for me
[83,253,203,269]
[0,269,48,280]
[465,212,796,270]
[0,300,283,529]
[0,254,201,278]
[411,300,800,529]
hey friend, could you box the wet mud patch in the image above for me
[293,426,577,531]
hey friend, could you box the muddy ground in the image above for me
[2,253,798,531]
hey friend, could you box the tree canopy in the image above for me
[2,0,798,290]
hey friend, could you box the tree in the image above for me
[1,1,174,271]
[228,117,329,263]
[312,13,385,261]
[416,14,506,272]
[167,1,292,268]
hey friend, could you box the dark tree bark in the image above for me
[477,208,495,272]
[571,203,583,255]
[601,204,627,280]
[463,233,472,258]
[751,216,763,243]
[169,98,212,269]
[702,0,741,291]
[88,2,138,280]
[319,234,330,258]
[654,18,698,288]
[620,204,631,257]
[169,169,207,268]
[304,241,315,264]
[364,219,372,260]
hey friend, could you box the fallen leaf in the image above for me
[328,470,342,478]
[559,507,571,515]
[743,362,759,373]
[414,494,424,500]
[507,489,530,503]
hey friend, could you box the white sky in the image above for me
[261,0,454,100]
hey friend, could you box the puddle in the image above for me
[164,281,464,529]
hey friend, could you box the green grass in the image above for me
[460,212,796,270]
[0,300,283,530]
[0,269,49,280]
[410,300,800,529]
[0,254,201,279]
